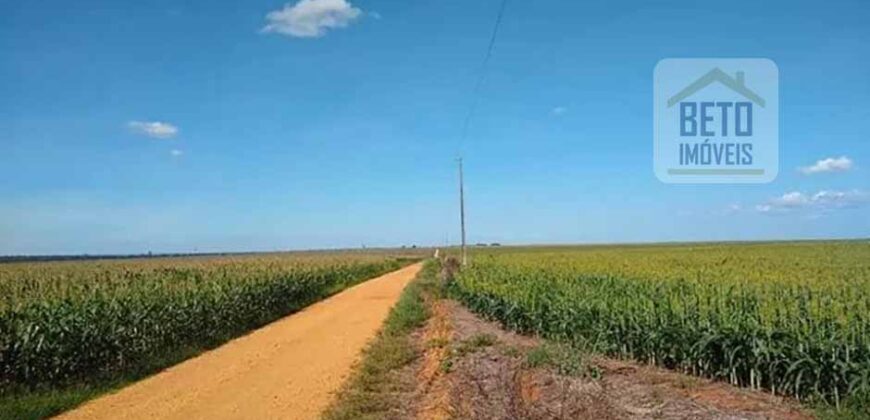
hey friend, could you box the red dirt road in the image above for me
[56,263,423,420]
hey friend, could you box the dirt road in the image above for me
[57,262,423,420]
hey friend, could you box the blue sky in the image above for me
[1,0,868,255]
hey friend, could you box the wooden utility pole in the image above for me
[458,157,467,266]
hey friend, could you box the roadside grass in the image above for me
[0,386,105,420]
[0,345,202,420]
[815,394,870,420]
[524,342,600,379]
[439,333,497,373]
[323,260,440,420]
[459,333,497,353]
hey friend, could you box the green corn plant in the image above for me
[449,241,870,407]
[0,252,415,392]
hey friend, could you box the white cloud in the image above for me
[776,191,809,207]
[128,121,178,139]
[712,203,744,216]
[262,0,362,38]
[755,191,807,213]
[810,190,868,208]
[756,190,868,214]
[552,106,567,116]
[799,156,853,174]
[170,149,183,157]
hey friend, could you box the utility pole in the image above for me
[458,157,467,266]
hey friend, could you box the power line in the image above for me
[456,0,508,268]
[458,0,509,150]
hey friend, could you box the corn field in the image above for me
[451,241,870,406]
[0,252,415,391]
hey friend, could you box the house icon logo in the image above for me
[653,59,779,184]
[667,68,765,108]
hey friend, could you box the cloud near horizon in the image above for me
[262,0,362,38]
[799,156,853,174]
[128,121,179,139]
[755,190,868,214]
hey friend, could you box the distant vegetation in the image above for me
[0,252,241,264]
[0,247,423,264]
[451,241,870,410]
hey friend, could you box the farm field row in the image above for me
[0,250,422,418]
[450,241,870,409]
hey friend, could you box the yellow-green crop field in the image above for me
[451,241,870,406]
[0,251,420,393]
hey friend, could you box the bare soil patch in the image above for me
[420,300,812,420]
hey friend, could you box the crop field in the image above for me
[0,251,419,395]
[451,241,870,407]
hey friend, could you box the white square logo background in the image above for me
[654,58,779,184]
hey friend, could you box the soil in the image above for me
[55,263,423,420]
[409,299,812,420]
[53,262,813,420]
